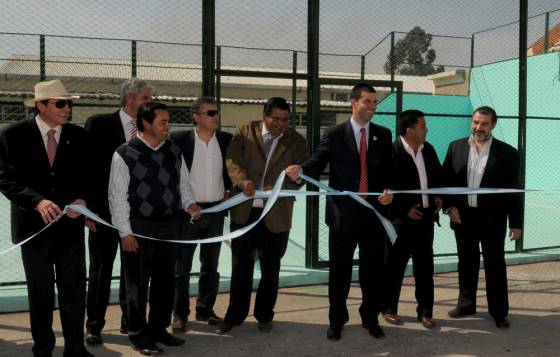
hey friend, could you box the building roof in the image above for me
[528,23,560,56]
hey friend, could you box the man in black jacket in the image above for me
[382,110,442,329]
[0,79,94,357]
[171,97,232,330]
[83,79,153,346]
[443,106,522,329]
[287,83,393,340]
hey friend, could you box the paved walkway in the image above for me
[1,261,559,356]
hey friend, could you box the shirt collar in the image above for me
[194,127,216,141]
[137,134,167,151]
[350,117,369,135]
[261,122,283,140]
[119,108,135,124]
[35,115,61,137]
[400,136,424,156]
[468,134,493,149]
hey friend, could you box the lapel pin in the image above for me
[373,136,377,141]
[67,140,70,144]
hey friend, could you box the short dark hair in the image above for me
[350,83,376,101]
[473,106,497,124]
[263,97,290,116]
[397,109,425,136]
[136,102,168,132]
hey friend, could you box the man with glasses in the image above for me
[0,79,94,356]
[83,79,153,346]
[170,97,232,331]
[216,97,308,334]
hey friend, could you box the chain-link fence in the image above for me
[1,0,560,289]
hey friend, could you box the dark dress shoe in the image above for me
[326,326,342,340]
[418,316,436,329]
[495,318,510,329]
[197,310,223,326]
[258,321,273,333]
[133,343,163,356]
[447,308,476,318]
[153,331,185,346]
[216,322,234,334]
[362,322,385,338]
[383,313,403,325]
[172,316,187,332]
[85,333,103,346]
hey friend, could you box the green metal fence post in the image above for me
[131,40,137,78]
[40,35,45,81]
[216,46,221,127]
[305,0,320,269]
[390,31,395,92]
[517,0,528,253]
[360,55,365,80]
[470,33,475,68]
[202,0,216,97]
[291,51,298,128]
[544,12,550,54]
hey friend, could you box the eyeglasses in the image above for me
[46,99,73,109]
[196,109,219,117]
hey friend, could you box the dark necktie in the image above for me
[46,129,57,167]
[359,128,368,199]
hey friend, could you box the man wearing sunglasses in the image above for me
[217,97,308,334]
[83,79,153,346]
[170,97,232,331]
[0,79,94,356]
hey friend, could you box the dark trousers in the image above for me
[86,222,127,335]
[382,209,435,318]
[122,217,181,347]
[21,232,86,356]
[453,207,509,321]
[174,212,224,319]
[224,208,289,325]
[328,206,387,328]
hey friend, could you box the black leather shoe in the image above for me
[132,343,163,356]
[216,322,234,334]
[120,316,128,334]
[196,310,223,326]
[362,322,385,338]
[153,331,185,346]
[447,308,476,318]
[258,321,273,333]
[85,333,103,346]
[326,326,342,341]
[495,318,510,329]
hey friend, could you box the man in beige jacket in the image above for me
[217,97,308,334]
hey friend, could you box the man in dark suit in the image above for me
[443,106,522,329]
[83,79,153,346]
[382,110,442,329]
[0,80,94,357]
[286,83,393,340]
[170,97,232,331]
[216,97,308,334]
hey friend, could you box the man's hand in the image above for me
[187,203,202,220]
[285,165,302,182]
[378,188,393,206]
[434,197,443,213]
[36,199,63,224]
[407,205,423,220]
[121,235,138,253]
[85,218,97,232]
[239,180,256,197]
[448,207,462,224]
[66,198,86,219]
[509,228,522,241]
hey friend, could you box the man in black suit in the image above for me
[170,97,232,331]
[443,106,522,329]
[382,110,442,329]
[286,83,393,340]
[83,79,153,346]
[0,80,94,357]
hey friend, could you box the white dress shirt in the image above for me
[467,135,493,207]
[253,123,283,208]
[400,136,429,208]
[119,109,136,142]
[350,117,369,151]
[35,115,61,150]
[191,129,224,202]
[108,136,197,237]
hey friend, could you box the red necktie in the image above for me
[359,127,368,199]
[47,129,57,167]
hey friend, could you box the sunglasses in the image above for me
[197,109,219,117]
[46,99,73,109]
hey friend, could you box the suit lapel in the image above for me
[344,120,358,156]
[112,110,126,143]
[185,130,195,170]
[480,140,498,186]
[457,138,470,184]
[255,122,267,158]
[269,131,289,164]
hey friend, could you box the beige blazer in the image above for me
[226,120,308,233]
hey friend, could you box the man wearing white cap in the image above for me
[0,80,94,357]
